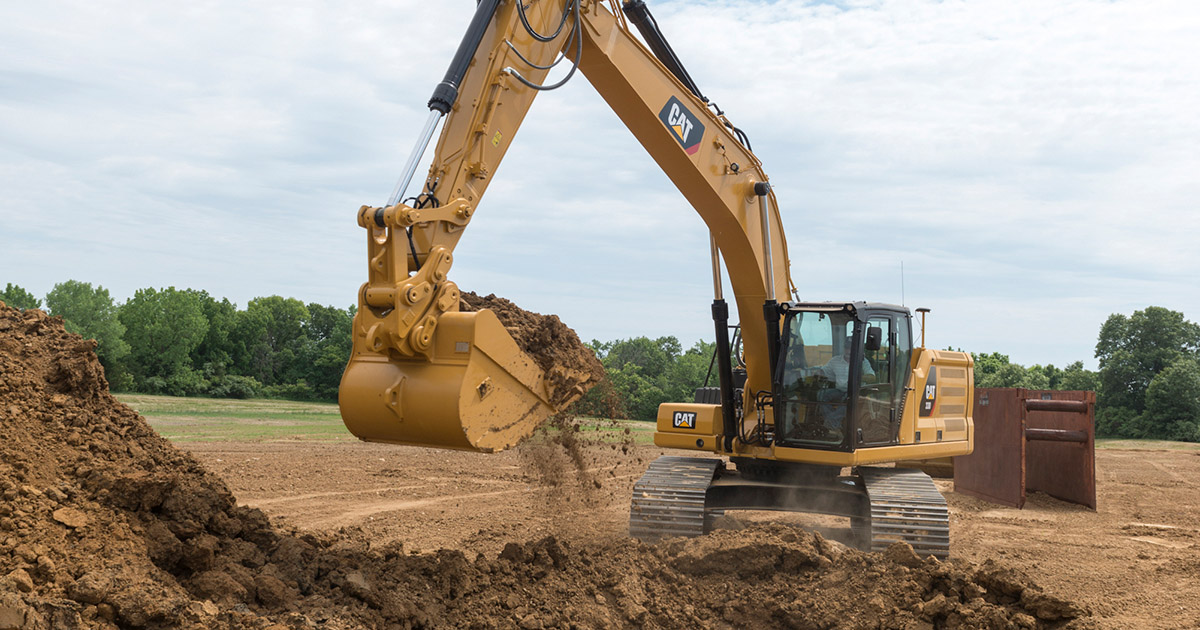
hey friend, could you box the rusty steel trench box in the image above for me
[954,388,1096,510]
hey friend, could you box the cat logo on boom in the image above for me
[658,96,705,155]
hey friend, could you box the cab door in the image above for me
[855,313,907,446]
[855,315,891,444]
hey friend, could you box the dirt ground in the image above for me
[0,301,1182,629]
[189,440,1200,630]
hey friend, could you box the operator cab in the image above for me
[774,302,913,452]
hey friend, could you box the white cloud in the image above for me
[1,0,1197,370]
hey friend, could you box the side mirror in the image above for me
[865,327,882,352]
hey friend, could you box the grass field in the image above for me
[117,395,1198,450]
[116,394,657,444]
[117,394,353,442]
[1095,438,1200,450]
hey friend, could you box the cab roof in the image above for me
[784,301,911,317]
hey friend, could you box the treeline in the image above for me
[0,280,721,418]
[3,282,1197,440]
[970,353,1099,392]
[576,337,716,422]
[1,281,351,401]
[966,307,1199,441]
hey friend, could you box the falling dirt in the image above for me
[0,302,1088,629]
[460,292,605,409]
[515,410,639,517]
[460,291,632,498]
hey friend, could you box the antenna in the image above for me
[916,307,930,348]
[901,260,905,307]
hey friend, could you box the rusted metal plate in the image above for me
[1025,399,1089,413]
[1024,390,1096,510]
[954,388,1026,508]
[954,388,1097,511]
[1024,428,1089,443]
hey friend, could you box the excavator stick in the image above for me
[335,0,582,453]
[340,309,562,453]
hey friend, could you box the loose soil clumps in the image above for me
[460,292,605,409]
[0,303,1087,629]
[459,292,629,488]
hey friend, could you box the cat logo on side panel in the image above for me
[672,411,697,429]
[919,367,938,417]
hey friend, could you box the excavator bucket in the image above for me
[339,309,563,452]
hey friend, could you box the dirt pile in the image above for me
[0,303,1088,629]
[460,292,605,409]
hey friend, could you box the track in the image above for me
[857,466,951,560]
[629,457,950,560]
[628,456,723,539]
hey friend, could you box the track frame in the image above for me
[629,455,950,560]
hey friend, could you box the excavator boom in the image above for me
[340,0,791,452]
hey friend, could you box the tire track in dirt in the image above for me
[280,470,645,530]
[241,484,428,506]
[303,488,528,528]
[1147,459,1195,486]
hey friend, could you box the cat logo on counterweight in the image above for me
[658,96,705,155]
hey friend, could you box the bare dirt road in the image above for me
[188,439,1200,630]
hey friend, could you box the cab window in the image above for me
[778,311,857,448]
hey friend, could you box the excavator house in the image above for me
[338,0,974,559]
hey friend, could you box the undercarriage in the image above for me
[629,456,950,560]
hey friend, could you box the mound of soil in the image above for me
[0,303,1087,629]
[460,292,605,409]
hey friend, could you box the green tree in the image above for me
[665,340,716,403]
[1095,307,1200,437]
[230,306,269,377]
[973,355,1050,389]
[606,362,665,422]
[0,283,41,310]
[187,290,239,374]
[971,352,1012,387]
[296,303,354,400]
[1095,349,1144,418]
[583,336,716,421]
[119,287,209,392]
[1037,364,1063,390]
[242,296,311,386]
[596,337,676,421]
[1057,361,1099,392]
[604,336,678,378]
[1140,357,1200,442]
[1096,406,1139,439]
[44,280,130,378]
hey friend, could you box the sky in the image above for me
[2,0,1198,370]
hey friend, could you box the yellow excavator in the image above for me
[339,0,973,558]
